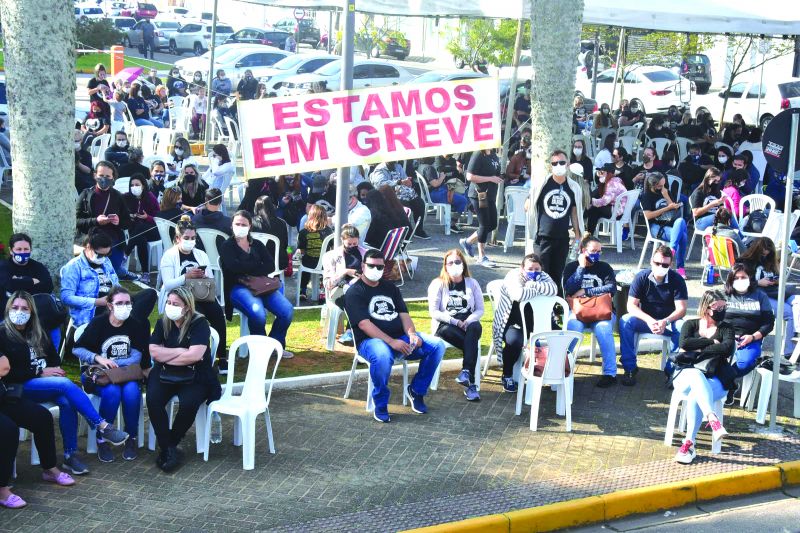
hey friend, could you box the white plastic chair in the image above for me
[148,327,219,453]
[251,232,284,281]
[714,141,734,153]
[203,335,282,470]
[597,189,640,253]
[633,331,672,370]
[503,187,530,252]
[519,331,582,431]
[649,138,672,160]
[636,212,670,270]
[223,117,241,160]
[113,177,130,194]
[154,128,176,157]
[0,149,10,191]
[295,233,334,305]
[617,123,643,139]
[664,385,724,454]
[674,137,693,162]
[89,133,111,166]
[167,97,184,129]
[753,342,800,424]
[134,125,159,155]
[481,279,505,376]
[739,194,776,239]
[417,172,451,235]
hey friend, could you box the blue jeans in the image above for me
[109,237,131,277]
[567,313,617,376]
[357,333,445,411]
[229,284,294,348]
[430,187,468,214]
[80,376,141,435]
[619,314,682,372]
[23,377,104,455]
[651,217,688,268]
[733,339,762,377]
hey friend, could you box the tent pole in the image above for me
[771,112,799,430]
[203,0,219,150]
[591,30,599,100]
[327,10,333,53]
[334,0,356,248]
[610,27,625,110]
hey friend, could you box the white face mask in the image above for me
[614,141,620,148]
[364,265,384,282]
[232,225,249,239]
[117,140,127,148]
[598,176,606,184]
[718,156,728,164]
[164,304,184,321]
[179,238,196,252]
[175,148,185,156]
[130,185,143,197]
[553,164,567,177]
[446,264,464,278]
[112,304,132,321]
[573,148,583,157]
[8,309,31,326]
[733,278,750,293]
[652,265,670,278]
[89,254,107,266]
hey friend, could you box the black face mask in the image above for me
[183,174,196,183]
[710,308,726,322]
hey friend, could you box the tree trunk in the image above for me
[0,0,76,274]
[527,0,584,252]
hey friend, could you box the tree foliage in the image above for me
[76,18,124,51]
[355,15,407,59]
[446,19,530,68]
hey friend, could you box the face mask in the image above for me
[117,140,127,148]
[691,154,701,163]
[553,164,567,177]
[631,107,639,113]
[232,226,249,239]
[152,172,165,181]
[601,108,609,115]
[8,310,31,326]
[709,308,726,322]
[164,304,184,321]
[175,148,185,156]
[112,304,132,321]
[652,265,669,277]
[13,252,31,265]
[96,177,113,190]
[75,142,82,150]
[573,148,583,157]
[733,278,750,293]
[718,156,728,164]
[130,185,143,197]
[642,155,652,164]
[598,176,606,184]
[183,173,196,183]
[344,244,359,253]
[194,75,202,81]
[364,265,383,282]
[179,239,196,252]
[526,270,541,282]
[614,141,620,148]
[587,252,601,264]
[89,254,107,266]
[446,264,464,277]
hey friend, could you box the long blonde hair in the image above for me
[304,204,328,232]
[163,287,200,343]
[3,291,47,356]
[438,249,471,286]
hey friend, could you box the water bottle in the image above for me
[210,412,222,444]
[702,264,715,286]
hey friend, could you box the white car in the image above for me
[576,65,693,115]
[280,59,414,96]
[178,45,290,86]
[409,70,489,84]
[161,6,191,20]
[696,77,800,130]
[259,54,339,92]
[170,21,234,56]
[74,5,105,20]
[175,44,247,79]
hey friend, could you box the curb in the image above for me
[402,462,800,533]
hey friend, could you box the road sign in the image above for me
[293,8,305,20]
[763,108,800,175]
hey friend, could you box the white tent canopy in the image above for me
[244,0,800,35]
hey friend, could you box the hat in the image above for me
[311,173,327,193]
[569,163,584,177]
[599,163,616,173]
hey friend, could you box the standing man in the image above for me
[344,250,445,423]
[527,150,582,295]
[619,246,688,386]
[140,18,156,60]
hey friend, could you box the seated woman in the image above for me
[491,254,557,393]
[148,160,168,198]
[165,137,197,185]
[1,291,129,476]
[721,168,750,217]
[73,286,148,462]
[122,174,160,283]
[251,196,289,273]
[0,372,75,508]
[177,164,208,214]
[640,172,688,278]
[297,205,333,303]
[690,168,729,232]
[670,290,735,464]
[127,83,163,128]
[219,211,294,357]
[146,287,221,473]
[202,144,235,195]
[321,224,366,345]
[709,208,746,253]
[363,188,411,249]
[570,138,593,183]
[586,163,626,236]
[427,249,484,401]
[724,263,774,377]
[273,174,307,230]
[157,186,184,223]
[563,235,617,388]
[60,229,157,328]
[160,216,228,373]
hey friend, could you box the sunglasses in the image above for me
[366,264,385,271]
[550,160,567,166]
[112,302,132,308]
[652,261,671,268]
[96,252,110,258]
[446,260,463,266]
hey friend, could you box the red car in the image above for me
[121,2,158,20]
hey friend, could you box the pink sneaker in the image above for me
[706,414,728,443]
[674,439,696,464]
[42,470,76,486]
[677,267,687,279]
[0,494,27,508]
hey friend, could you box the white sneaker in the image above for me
[282,350,294,359]
[674,439,696,464]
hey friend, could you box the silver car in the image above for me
[124,19,181,51]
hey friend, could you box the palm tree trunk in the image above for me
[0,0,77,273]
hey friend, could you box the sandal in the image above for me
[0,494,27,508]
[42,470,75,486]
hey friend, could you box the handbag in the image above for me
[184,277,216,302]
[241,275,281,296]
[570,293,613,322]
[0,381,24,404]
[83,364,144,388]
[477,190,488,208]
[445,178,466,195]
[159,364,196,385]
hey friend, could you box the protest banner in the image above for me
[238,78,501,178]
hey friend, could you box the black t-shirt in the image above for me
[466,151,501,200]
[536,178,576,239]
[640,189,675,224]
[87,77,110,103]
[344,279,408,347]
[434,156,459,181]
[150,315,211,367]
[75,316,148,367]
[95,265,113,297]
[689,187,722,216]
[445,279,471,321]
[629,269,688,320]
[178,250,200,275]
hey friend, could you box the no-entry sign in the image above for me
[238,78,502,178]
[293,8,305,20]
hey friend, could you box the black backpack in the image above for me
[743,209,768,234]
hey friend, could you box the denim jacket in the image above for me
[59,253,119,326]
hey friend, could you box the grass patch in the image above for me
[0,51,172,72]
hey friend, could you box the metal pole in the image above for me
[757,51,766,122]
[327,10,333,53]
[203,0,219,149]
[591,30,599,100]
[771,112,799,429]
[334,0,356,248]
[610,27,625,110]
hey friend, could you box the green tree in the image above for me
[77,18,124,51]
[355,16,406,59]
[446,19,529,68]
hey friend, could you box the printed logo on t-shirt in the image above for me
[446,289,469,316]
[101,335,131,360]
[369,295,398,322]
[702,195,720,213]
[29,347,46,373]
[581,273,603,290]
[179,259,200,276]
[727,299,760,312]
[542,187,572,219]
[315,199,335,216]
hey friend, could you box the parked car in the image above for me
[357,31,410,60]
[124,19,181,51]
[120,2,158,20]
[109,16,137,33]
[576,65,692,115]
[258,54,338,92]
[695,77,800,130]
[273,18,321,48]
[280,59,413,96]
[169,22,235,55]
[224,27,292,49]
[179,45,290,86]
[161,6,191,20]
[108,2,130,17]
[680,54,712,95]
[409,70,489,84]
[175,44,251,79]
[74,5,105,20]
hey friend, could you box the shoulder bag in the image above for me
[241,275,281,297]
[83,364,144,388]
[184,276,216,303]
[159,363,196,385]
[570,293,613,322]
